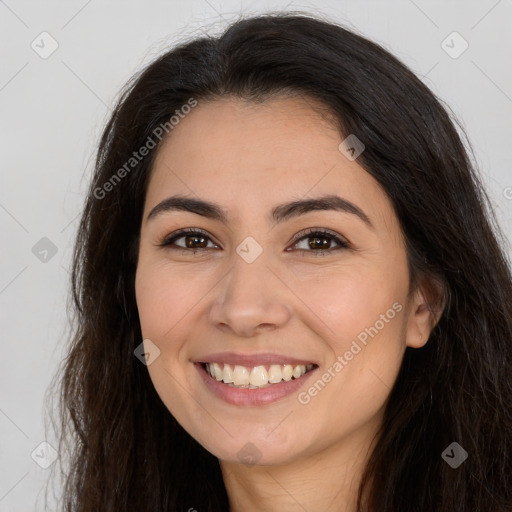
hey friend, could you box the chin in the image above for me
[196,429,311,467]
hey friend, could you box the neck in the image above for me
[219,419,379,512]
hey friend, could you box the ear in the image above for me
[405,275,445,349]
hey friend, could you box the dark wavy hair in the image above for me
[46,11,512,512]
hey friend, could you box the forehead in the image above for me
[153,95,341,180]
[146,96,398,236]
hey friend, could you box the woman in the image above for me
[50,11,512,512]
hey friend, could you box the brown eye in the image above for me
[158,227,350,255]
[290,229,350,254]
[182,234,208,248]
[159,229,219,251]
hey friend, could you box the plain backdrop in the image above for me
[1,0,511,510]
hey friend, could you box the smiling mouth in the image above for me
[201,362,317,389]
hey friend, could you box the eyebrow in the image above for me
[146,194,374,230]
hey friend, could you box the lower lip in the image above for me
[195,363,318,406]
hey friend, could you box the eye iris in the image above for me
[172,232,338,251]
[309,236,330,250]
[185,235,208,248]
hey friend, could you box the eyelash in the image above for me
[158,227,350,256]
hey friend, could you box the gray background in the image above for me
[1,0,511,510]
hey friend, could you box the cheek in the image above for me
[289,259,407,405]
[135,260,209,338]
[135,263,202,429]
[289,262,404,343]
[135,270,170,338]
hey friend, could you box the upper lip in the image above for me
[193,352,317,367]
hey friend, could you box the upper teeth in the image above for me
[205,362,314,388]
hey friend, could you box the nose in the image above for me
[208,255,292,337]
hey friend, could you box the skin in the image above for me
[135,95,441,511]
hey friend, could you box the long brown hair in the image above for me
[47,11,512,511]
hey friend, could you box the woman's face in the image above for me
[135,95,430,466]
